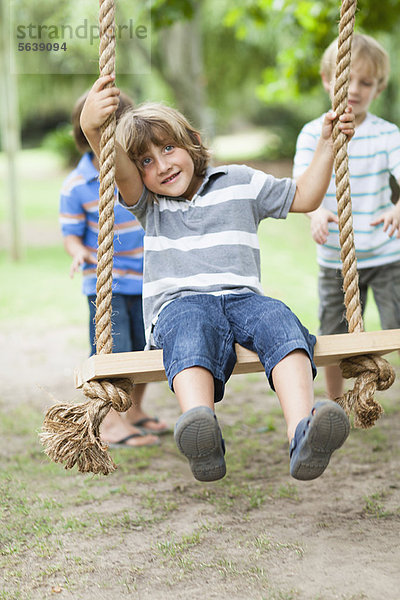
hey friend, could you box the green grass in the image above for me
[0,245,86,327]
[259,214,320,330]
[0,398,306,599]
[258,214,381,333]
[0,178,65,222]
[0,150,67,221]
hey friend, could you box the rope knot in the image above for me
[40,377,133,475]
[340,354,395,390]
[337,354,395,429]
[82,378,133,413]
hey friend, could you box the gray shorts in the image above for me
[318,261,400,335]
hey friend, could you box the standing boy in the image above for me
[294,33,400,401]
[80,75,355,482]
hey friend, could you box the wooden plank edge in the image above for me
[74,329,400,388]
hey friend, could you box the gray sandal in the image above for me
[108,433,160,448]
[132,417,170,435]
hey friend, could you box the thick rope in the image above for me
[41,0,133,474]
[332,0,395,427]
[96,0,117,355]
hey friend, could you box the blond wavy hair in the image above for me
[116,102,210,177]
[320,33,390,93]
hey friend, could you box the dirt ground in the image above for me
[1,318,400,600]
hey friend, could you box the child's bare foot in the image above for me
[125,407,169,435]
[106,431,160,448]
[101,409,160,447]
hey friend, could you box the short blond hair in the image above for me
[116,102,210,177]
[320,33,390,92]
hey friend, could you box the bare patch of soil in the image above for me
[1,319,399,600]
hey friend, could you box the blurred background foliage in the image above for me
[4,0,400,162]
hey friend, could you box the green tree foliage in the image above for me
[10,0,400,149]
[223,0,400,106]
[149,0,196,29]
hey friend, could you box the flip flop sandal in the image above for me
[174,406,226,482]
[132,417,170,435]
[108,433,161,449]
[290,400,350,481]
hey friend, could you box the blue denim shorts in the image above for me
[152,293,317,402]
[88,293,146,355]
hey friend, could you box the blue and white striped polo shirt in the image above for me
[120,164,296,343]
[60,152,144,296]
[293,112,400,269]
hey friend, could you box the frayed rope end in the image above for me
[40,400,116,475]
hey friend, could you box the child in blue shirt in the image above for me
[60,91,168,448]
[80,74,355,482]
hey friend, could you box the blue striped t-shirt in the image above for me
[60,152,144,296]
[293,112,400,269]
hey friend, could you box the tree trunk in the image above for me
[158,3,213,137]
[0,0,22,261]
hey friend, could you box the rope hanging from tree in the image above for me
[331,0,395,427]
[40,0,395,476]
[41,0,134,475]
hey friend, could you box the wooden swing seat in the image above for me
[74,329,400,388]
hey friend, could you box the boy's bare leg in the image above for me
[324,364,344,400]
[173,366,215,413]
[272,349,350,480]
[271,349,314,442]
[124,382,168,433]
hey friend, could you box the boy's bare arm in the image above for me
[291,108,355,213]
[306,207,339,245]
[370,194,400,238]
[80,75,143,206]
[63,234,97,278]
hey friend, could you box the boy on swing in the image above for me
[80,75,355,482]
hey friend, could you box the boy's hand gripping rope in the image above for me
[332,0,395,427]
[41,0,134,475]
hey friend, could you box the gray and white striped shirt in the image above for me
[120,164,296,345]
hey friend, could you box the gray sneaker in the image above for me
[290,400,350,481]
[174,406,226,482]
